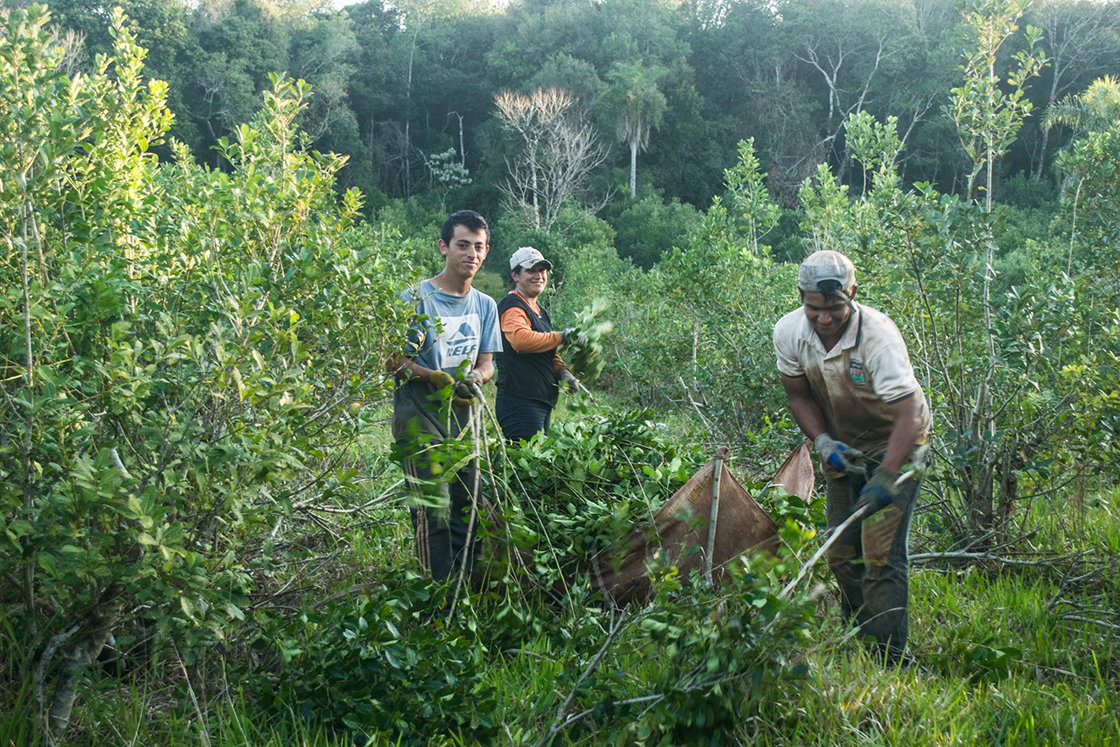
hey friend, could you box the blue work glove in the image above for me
[858,467,902,515]
[814,433,867,476]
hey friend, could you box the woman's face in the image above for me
[512,264,549,299]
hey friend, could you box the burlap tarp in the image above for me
[587,441,814,606]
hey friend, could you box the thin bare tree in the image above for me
[494,87,610,233]
[1030,0,1120,178]
[796,30,894,169]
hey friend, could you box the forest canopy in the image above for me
[14,0,1120,226]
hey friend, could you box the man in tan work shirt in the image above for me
[494,246,584,442]
[774,250,931,666]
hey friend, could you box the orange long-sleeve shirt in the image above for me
[499,292,569,376]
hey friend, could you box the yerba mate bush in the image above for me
[0,8,413,740]
[251,409,821,744]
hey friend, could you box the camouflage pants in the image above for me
[393,380,480,584]
[825,459,921,663]
[400,445,479,584]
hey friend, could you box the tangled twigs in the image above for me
[1048,567,1105,609]
[1044,553,1118,634]
[913,546,1116,636]
[1059,613,1120,632]
[909,550,1086,568]
[536,607,634,747]
[292,479,404,515]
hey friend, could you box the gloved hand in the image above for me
[429,370,455,390]
[560,328,588,347]
[858,467,902,515]
[814,433,867,476]
[452,371,483,407]
[559,369,581,394]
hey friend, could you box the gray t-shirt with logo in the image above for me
[401,279,502,375]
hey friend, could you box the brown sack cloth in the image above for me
[588,441,814,606]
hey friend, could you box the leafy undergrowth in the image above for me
[2,410,1117,745]
[234,409,821,744]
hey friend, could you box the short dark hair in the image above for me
[441,210,489,245]
[814,278,845,299]
[798,281,855,307]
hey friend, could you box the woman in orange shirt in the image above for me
[494,247,583,442]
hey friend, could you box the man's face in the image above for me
[802,289,854,340]
[439,224,489,280]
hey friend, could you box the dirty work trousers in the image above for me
[495,393,552,443]
[393,380,480,584]
[825,457,921,663]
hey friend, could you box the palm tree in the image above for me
[1043,74,1120,135]
[603,61,667,198]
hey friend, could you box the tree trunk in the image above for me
[532,154,540,229]
[629,138,638,198]
[1034,63,1062,181]
[455,113,465,167]
[42,595,125,743]
[19,203,37,648]
[965,468,995,540]
[403,23,425,198]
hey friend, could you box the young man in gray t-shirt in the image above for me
[391,210,502,584]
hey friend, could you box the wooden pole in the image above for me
[704,447,730,584]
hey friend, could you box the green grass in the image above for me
[471,268,510,300]
[740,490,1120,746]
[754,649,1117,745]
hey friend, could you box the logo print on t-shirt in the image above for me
[438,314,480,371]
[849,357,866,386]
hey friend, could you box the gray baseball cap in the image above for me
[798,250,856,293]
[509,246,553,271]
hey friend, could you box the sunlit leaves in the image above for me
[0,5,416,687]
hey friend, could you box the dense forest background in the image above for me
[19,0,1120,263]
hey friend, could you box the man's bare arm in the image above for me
[388,356,438,382]
[388,352,494,384]
[780,374,828,441]
[472,353,495,384]
[879,394,923,473]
